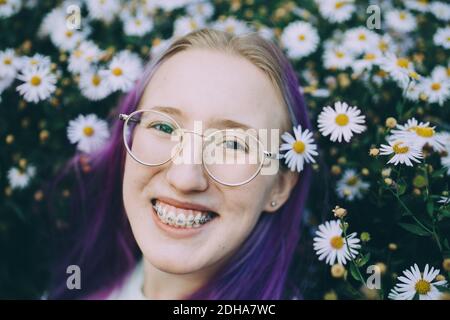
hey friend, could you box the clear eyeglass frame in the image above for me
[119,109,283,187]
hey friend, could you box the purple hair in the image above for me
[47,29,312,299]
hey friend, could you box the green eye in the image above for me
[223,139,247,152]
[151,122,175,134]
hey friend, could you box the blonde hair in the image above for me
[151,28,297,129]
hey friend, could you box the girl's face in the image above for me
[122,48,298,276]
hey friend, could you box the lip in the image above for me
[154,196,217,214]
[150,198,218,239]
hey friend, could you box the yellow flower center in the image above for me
[415,279,431,295]
[0,0,7,5]
[73,50,83,58]
[30,59,38,65]
[65,30,73,38]
[335,113,349,126]
[190,20,198,29]
[392,142,409,154]
[30,76,41,86]
[409,71,419,80]
[91,74,101,86]
[83,126,95,137]
[447,67,450,77]
[431,82,441,91]
[225,26,235,33]
[330,236,344,249]
[135,19,142,26]
[397,58,410,69]
[298,34,306,41]
[358,33,366,41]
[378,40,388,52]
[335,1,345,9]
[152,38,161,46]
[346,176,359,186]
[112,67,123,76]
[336,51,345,58]
[364,53,376,60]
[292,140,305,154]
[399,12,407,20]
[3,57,11,65]
[415,126,434,137]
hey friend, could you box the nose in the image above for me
[165,131,209,193]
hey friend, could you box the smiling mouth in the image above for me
[151,199,219,228]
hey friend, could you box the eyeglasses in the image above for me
[119,109,282,186]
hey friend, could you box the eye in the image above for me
[222,138,248,152]
[150,122,175,134]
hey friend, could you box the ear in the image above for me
[264,170,299,212]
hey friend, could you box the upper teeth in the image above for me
[153,200,213,228]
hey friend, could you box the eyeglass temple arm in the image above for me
[264,151,283,160]
[119,114,140,123]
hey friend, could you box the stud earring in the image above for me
[270,200,277,207]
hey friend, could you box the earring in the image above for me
[270,200,277,207]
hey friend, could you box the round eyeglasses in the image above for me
[119,109,281,187]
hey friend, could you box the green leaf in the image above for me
[349,262,362,282]
[357,253,371,267]
[426,201,435,217]
[398,222,430,236]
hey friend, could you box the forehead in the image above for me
[139,48,288,131]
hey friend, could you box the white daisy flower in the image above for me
[336,169,370,201]
[323,46,354,70]
[0,48,18,78]
[342,27,379,54]
[186,1,214,20]
[441,154,450,175]
[313,219,361,266]
[86,0,120,23]
[79,70,111,101]
[16,65,57,103]
[404,0,430,12]
[434,26,450,49]
[38,7,64,38]
[436,131,450,150]
[0,74,14,93]
[430,1,450,22]
[438,196,450,205]
[0,0,21,18]
[280,125,318,172]
[7,165,36,190]
[122,12,154,37]
[390,118,446,152]
[317,0,355,23]
[378,53,420,89]
[68,41,103,74]
[102,50,142,93]
[379,139,423,166]
[388,264,447,300]
[211,16,251,35]
[317,101,366,143]
[49,20,90,52]
[418,76,450,106]
[376,34,397,54]
[67,114,110,154]
[385,10,417,33]
[150,37,173,59]
[431,65,450,82]
[18,53,51,70]
[352,50,383,75]
[403,81,422,102]
[173,15,205,38]
[281,21,320,59]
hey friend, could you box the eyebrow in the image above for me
[150,105,254,131]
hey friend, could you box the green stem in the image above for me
[341,219,366,290]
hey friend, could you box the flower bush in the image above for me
[0,0,449,299]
